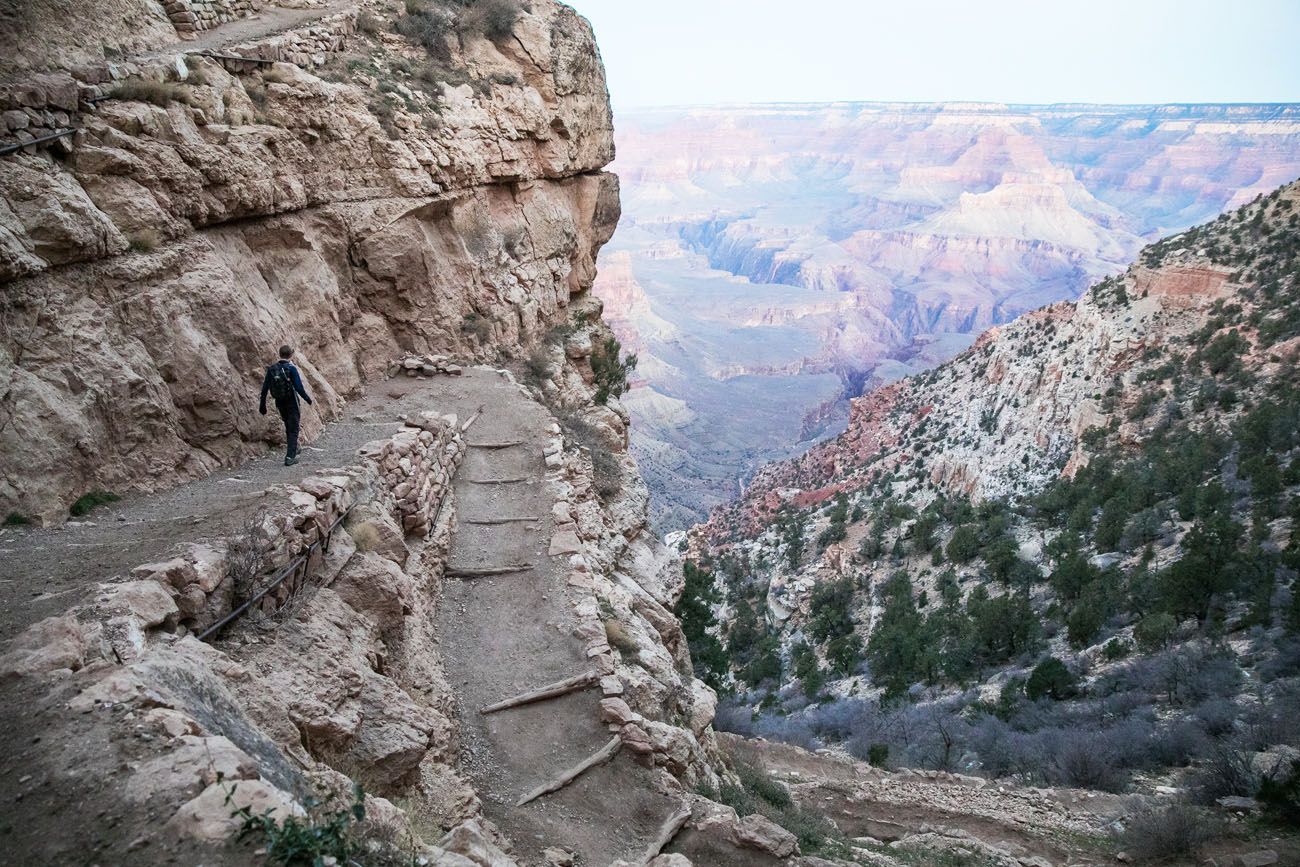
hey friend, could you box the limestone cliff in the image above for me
[0,0,617,524]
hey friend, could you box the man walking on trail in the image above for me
[260,345,313,466]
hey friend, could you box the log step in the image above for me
[447,563,534,578]
[515,736,622,807]
[480,670,599,714]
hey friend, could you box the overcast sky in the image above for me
[565,0,1300,108]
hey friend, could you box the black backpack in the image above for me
[268,363,294,401]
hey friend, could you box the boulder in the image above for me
[1233,852,1279,867]
[0,615,90,678]
[166,779,302,843]
[733,813,798,858]
[124,734,258,803]
[332,552,410,626]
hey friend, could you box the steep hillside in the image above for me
[686,178,1300,841]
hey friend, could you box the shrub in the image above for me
[128,229,160,253]
[1258,758,1300,824]
[945,525,980,563]
[523,345,552,387]
[69,490,120,517]
[712,701,755,736]
[557,412,621,501]
[228,781,367,866]
[1190,742,1259,803]
[395,5,454,60]
[1102,638,1132,661]
[1134,612,1177,651]
[604,619,639,658]
[461,311,491,341]
[111,79,184,106]
[225,511,268,611]
[462,0,525,42]
[1025,657,1076,701]
[1116,804,1222,861]
[356,8,383,34]
[1050,732,1125,791]
[714,759,844,855]
[591,336,637,405]
[3,512,31,526]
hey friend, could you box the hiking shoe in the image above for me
[285,456,298,467]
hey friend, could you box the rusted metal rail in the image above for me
[0,127,77,157]
[189,50,278,65]
[197,505,352,642]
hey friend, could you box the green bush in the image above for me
[945,525,980,563]
[591,336,637,405]
[1102,637,1132,661]
[228,782,367,866]
[1025,656,1076,701]
[675,561,727,691]
[3,512,31,526]
[69,491,120,517]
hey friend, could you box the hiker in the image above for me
[259,344,313,466]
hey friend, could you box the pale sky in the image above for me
[565,0,1300,108]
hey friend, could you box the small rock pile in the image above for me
[390,354,465,379]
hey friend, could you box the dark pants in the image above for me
[275,398,300,459]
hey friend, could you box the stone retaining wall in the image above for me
[223,11,356,68]
[164,0,259,35]
[0,10,355,153]
[0,72,82,154]
[124,409,465,641]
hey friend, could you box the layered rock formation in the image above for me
[596,102,1300,530]
[0,0,616,523]
[0,5,851,865]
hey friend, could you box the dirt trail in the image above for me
[437,372,677,865]
[140,0,355,61]
[1,368,680,865]
[0,373,452,642]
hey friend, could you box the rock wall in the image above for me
[165,0,259,34]
[126,408,463,636]
[0,0,618,523]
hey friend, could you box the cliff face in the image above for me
[0,5,802,865]
[0,0,617,523]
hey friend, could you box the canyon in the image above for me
[594,102,1300,530]
[1,1,1298,865]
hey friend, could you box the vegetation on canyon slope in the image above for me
[678,181,1300,824]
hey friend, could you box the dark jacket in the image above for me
[259,360,313,414]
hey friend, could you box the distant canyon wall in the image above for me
[0,0,618,522]
[595,101,1300,531]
